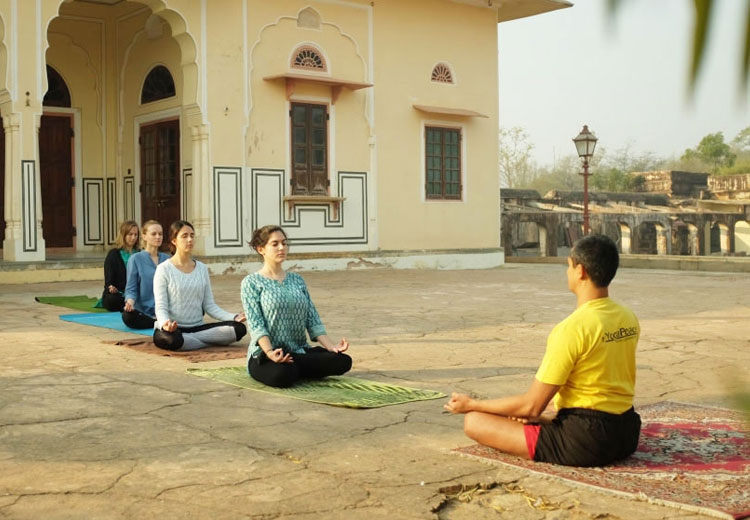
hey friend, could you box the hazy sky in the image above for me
[498,0,750,167]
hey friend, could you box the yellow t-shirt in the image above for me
[535,297,639,414]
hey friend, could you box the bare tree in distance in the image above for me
[498,126,536,188]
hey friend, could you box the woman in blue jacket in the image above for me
[122,220,170,329]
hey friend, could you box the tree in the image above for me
[529,155,583,194]
[681,132,736,172]
[586,144,661,192]
[731,126,750,152]
[498,127,536,188]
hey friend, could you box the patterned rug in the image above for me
[454,401,750,520]
[104,338,247,363]
[187,366,446,408]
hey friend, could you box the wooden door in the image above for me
[140,120,180,227]
[290,103,328,195]
[39,115,74,248]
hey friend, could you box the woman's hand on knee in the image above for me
[325,337,349,353]
[266,348,293,364]
[124,299,135,312]
[162,320,178,332]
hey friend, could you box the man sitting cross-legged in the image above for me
[445,234,641,467]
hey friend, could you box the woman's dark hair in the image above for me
[570,234,619,288]
[250,225,287,256]
[168,220,195,254]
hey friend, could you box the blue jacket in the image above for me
[124,250,170,317]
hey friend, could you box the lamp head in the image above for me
[573,124,598,159]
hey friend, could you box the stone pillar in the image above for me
[703,221,712,255]
[2,111,45,261]
[688,224,699,255]
[501,215,514,257]
[620,223,631,254]
[189,122,211,255]
[724,222,734,254]
[656,225,668,255]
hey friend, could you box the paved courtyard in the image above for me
[0,263,748,519]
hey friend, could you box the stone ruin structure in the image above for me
[501,171,750,258]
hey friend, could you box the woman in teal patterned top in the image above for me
[241,225,352,387]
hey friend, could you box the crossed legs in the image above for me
[153,321,247,351]
[463,412,531,459]
[248,346,352,388]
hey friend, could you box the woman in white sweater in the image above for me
[153,220,247,351]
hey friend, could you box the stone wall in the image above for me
[633,170,709,197]
[708,174,750,200]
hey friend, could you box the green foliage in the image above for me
[681,132,736,172]
[730,126,750,151]
[591,168,643,191]
[717,157,750,175]
[528,155,583,194]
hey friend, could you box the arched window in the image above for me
[291,45,327,72]
[141,65,176,104]
[431,63,454,84]
[43,65,71,107]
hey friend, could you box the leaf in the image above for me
[743,2,750,92]
[689,0,713,94]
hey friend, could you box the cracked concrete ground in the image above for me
[1,264,748,519]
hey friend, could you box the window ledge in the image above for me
[413,104,488,118]
[264,73,372,104]
[283,195,346,219]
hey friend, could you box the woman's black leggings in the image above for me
[101,291,125,312]
[121,309,155,329]
[248,346,352,388]
[153,321,247,351]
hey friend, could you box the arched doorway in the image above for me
[40,65,75,248]
[45,0,200,250]
[139,66,180,227]
[710,222,729,255]
[514,221,544,256]
[634,222,657,254]
[735,220,750,255]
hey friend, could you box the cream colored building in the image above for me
[0,0,568,265]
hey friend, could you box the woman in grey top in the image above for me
[153,220,247,351]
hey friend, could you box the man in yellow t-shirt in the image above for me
[445,235,641,467]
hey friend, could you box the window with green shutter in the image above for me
[425,127,461,200]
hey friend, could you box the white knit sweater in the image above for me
[153,260,235,329]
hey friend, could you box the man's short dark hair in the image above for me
[570,234,619,288]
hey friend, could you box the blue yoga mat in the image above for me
[59,312,153,336]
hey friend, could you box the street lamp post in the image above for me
[572,125,598,235]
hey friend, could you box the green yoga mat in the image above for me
[35,295,108,313]
[187,366,446,408]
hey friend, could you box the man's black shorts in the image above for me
[534,407,641,467]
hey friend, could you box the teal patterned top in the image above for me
[240,272,327,360]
